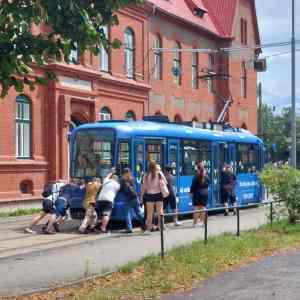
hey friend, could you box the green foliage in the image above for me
[77,221,300,300]
[261,104,300,165]
[260,164,300,223]
[0,0,144,97]
[0,208,41,218]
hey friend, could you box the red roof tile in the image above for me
[148,0,220,37]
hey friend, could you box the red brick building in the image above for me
[0,0,260,203]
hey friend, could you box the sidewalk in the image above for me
[0,207,268,297]
[162,248,300,300]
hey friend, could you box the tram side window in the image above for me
[117,140,131,174]
[236,144,259,173]
[199,142,211,175]
[182,140,198,175]
[146,141,163,169]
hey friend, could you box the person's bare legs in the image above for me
[146,202,155,231]
[29,212,46,228]
[198,205,206,224]
[193,206,201,226]
[155,201,163,229]
[100,214,110,232]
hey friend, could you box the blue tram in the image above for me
[68,118,265,220]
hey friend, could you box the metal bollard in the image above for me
[160,214,165,259]
[236,207,240,237]
[270,202,273,227]
[204,210,208,244]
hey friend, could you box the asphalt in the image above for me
[0,207,268,297]
[162,249,300,300]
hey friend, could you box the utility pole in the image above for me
[257,82,263,138]
[291,0,297,168]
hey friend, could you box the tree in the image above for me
[0,0,144,97]
[261,104,300,166]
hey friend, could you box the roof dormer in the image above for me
[184,0,207,18]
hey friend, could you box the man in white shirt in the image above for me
[96,171,120,233]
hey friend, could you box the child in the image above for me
[24,185,56,234]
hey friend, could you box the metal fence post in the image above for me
[236,207,240,237]
[270,202,273,227]
[160,214,165,259]
[204,209,208,244]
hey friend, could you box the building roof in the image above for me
[147,0,260,43]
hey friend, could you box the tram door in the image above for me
[133,139,146,195]
[167,140,180,199]
[212,142,229,206]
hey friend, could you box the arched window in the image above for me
[192,50,198,89]
[69,42,79,64]
[99,107,112,121]
[174,114,182,122]
[100,25,109,72]
[125,111,136,121]
[208,54,214,92]
[16,95,31,158]
[192,116,198,122]
[124,27,135,78]
[154,34,162,80]
[241,62,247,98]
[155,111,162,116]
[173,41,182,85]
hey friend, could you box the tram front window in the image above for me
[72,129,115,178]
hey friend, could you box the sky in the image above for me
[256,0,300,114]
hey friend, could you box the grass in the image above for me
[0,208,41,218]
[12,221,300,300]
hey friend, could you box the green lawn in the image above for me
[16,221,300,300]
[0,208,41,218]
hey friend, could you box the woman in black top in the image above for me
[190,162,210,227]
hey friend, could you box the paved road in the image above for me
[163,249,300,300]
[0,207,268,297]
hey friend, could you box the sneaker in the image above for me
[174,221,183,226]
[143,230,151,235]
[24,228,37,234]
[53,223,60,232]
[43,229,55,234]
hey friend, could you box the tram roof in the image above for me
[74,121,263,144]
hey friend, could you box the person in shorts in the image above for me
[78,177,102,234]
[96,170,120,233]
[52,179,79,232]
[163,166,182,226]
[24,185,56,234]
[141,161,164,233]
[190,162,210,227]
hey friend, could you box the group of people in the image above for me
[24,161,237,234]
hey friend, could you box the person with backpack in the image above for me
[190,162,210,227]
[78,177,102,234]
[164,166,182,226]
[120,168,144,233]
[24,183,56,234]
[96,169,120,233]
[52,178,79,232]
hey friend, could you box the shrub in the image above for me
[260,164,300,224]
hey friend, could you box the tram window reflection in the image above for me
[73,129,114,178]
[146,141,164,170]
[117,140,131,174]
[236,143,259,173]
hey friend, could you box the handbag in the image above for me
[159,178,169,198]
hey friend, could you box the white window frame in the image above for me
[124,28,135,78]
[192,51,198,89]
[99,107,112,121]
[154,35,162,80]
[100,25,109,72]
